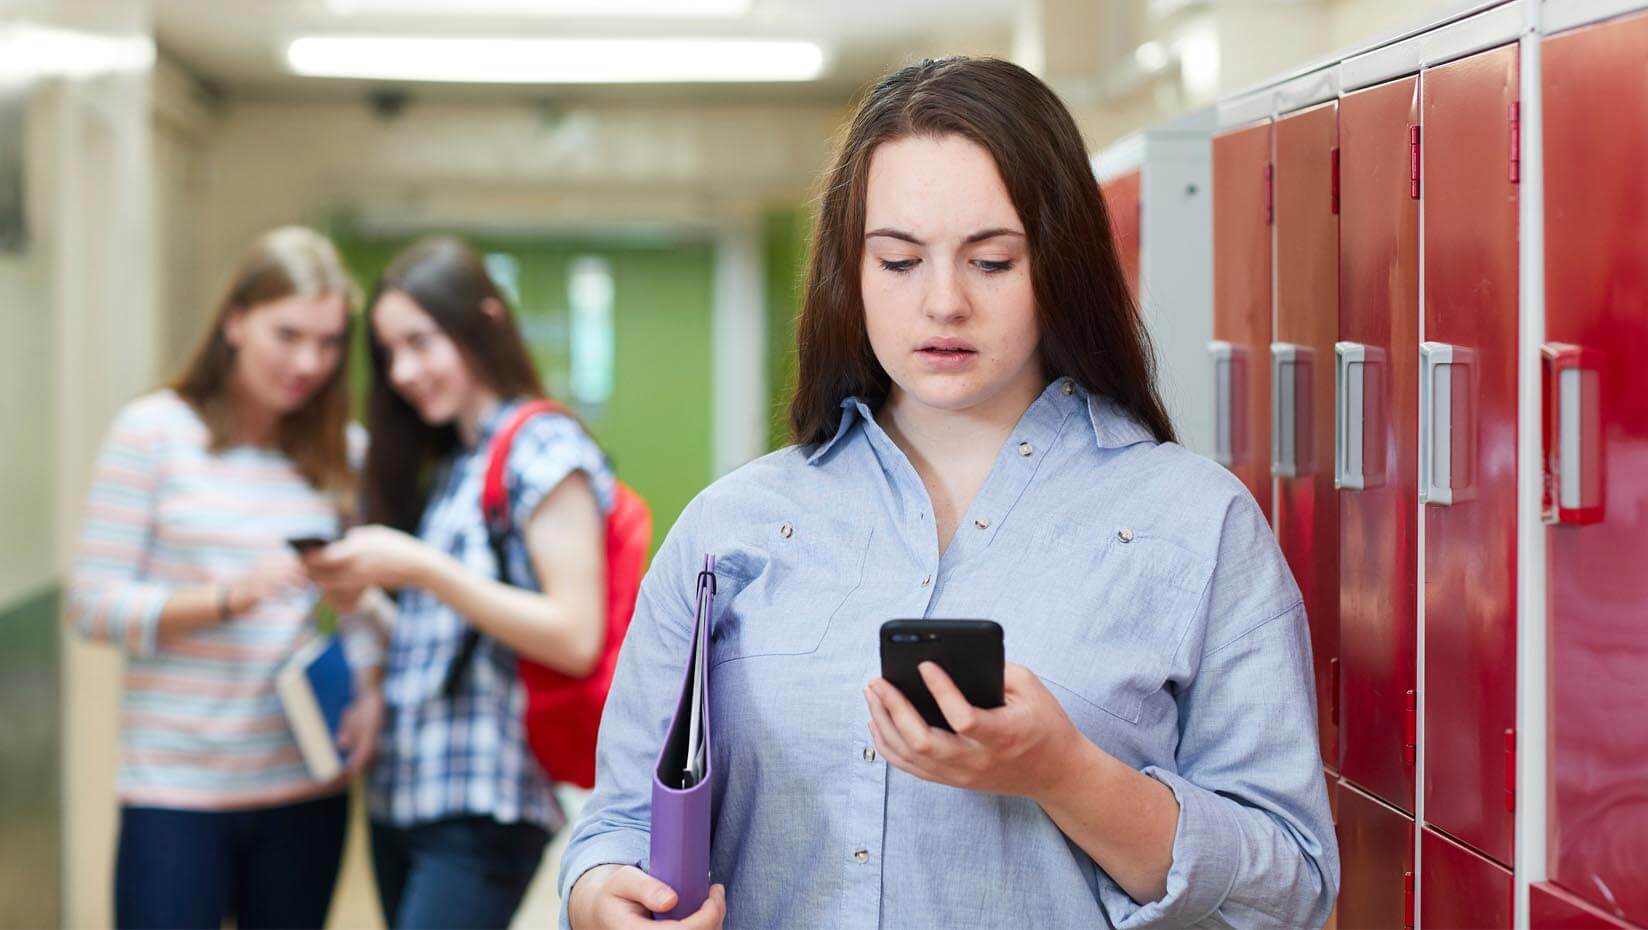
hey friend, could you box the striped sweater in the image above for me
[67,390,383,810]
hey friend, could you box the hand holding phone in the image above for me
[879,619,1005,731]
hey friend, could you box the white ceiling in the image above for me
[155,0,1021,100]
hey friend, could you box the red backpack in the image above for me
[441,399,652,789]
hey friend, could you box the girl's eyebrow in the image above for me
[864,227,1025,245]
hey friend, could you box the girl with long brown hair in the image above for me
[300,236,612,928]
[67,226,384,928]
[560,57,1336,929]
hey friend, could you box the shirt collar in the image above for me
[469,398,524,451]
[804,378,1156,466]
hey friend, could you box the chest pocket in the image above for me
[709,514,872,667]
[1006,521,1212,726]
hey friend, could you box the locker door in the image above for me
[1337,74,1420,814]
[1211,121,1273,517]
[1273,100,1341,771]
[1100,168,1142,299]
[1338,780,1415,930]
[1420,43,1520,867]
[1543,11,1648,926]
[1420,827,1513,929]
[1530,882,1639,930]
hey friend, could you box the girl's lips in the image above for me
[915,346,979,370]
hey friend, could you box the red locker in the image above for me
[1420,43,1521,867]
[1543,11,1648,927]
[1211,121,1273,517]
[1338,780,1415,930]
[1273,100,1341,770]
[1531,882,1641,930]
[1420,827,1513,929]
[1100,168,1142,298]
[1337,74,1420,814]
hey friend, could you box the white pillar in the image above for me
[711,220,767,476]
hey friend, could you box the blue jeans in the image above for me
[369,816,550,929]
[114,793,348,930]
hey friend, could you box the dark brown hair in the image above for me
[362,236,546,532]
[170,226,356,499]
[789,56,1175,446]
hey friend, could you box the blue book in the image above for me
[276,635,354,781]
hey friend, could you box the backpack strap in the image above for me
[441,398,569,700]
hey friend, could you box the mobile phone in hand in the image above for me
[286,535,337,556]
[879,619,1005,731]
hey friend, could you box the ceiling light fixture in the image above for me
[325,0,751,17]
[286,36,825,83]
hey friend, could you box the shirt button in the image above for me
[1117,528,1135,543]
[974,518,990,530]
[920,575,931,588]
[853,848,870,864]
[862,746,877,762]
[1062,379,1075,395]
[1018,441,1033,457]
[780,522,793,539]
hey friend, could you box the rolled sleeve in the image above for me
[1098,601,1338,930]
[1100,765,1245,928]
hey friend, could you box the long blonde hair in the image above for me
[170,226,357,497]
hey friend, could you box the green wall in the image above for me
[762,208,812,451]
[0,587,62,928]
[335,234,715,553]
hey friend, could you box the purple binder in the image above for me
[648,555,716,921]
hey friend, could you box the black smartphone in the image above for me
[879,619,1005,732]
[286,535,337,555]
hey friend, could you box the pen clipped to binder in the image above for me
[648,554,717,920]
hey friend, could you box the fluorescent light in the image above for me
[0,23,155,85]
[326,0,750,17]
[285,36,826,83]
[1175,30,1219,99]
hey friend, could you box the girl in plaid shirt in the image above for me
[304,237,614,928]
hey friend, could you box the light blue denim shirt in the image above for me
[559,378,1338,929]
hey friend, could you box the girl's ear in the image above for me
[479,297,506,324]
[222,305,246,349]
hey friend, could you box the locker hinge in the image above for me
[1505,728,1517,812]
[1403,689,1417,766]
[1265,162,1275,224]
[1509,101,1522,184]
[1409,125,1421,199]
[1402,870,1415,930]
[1330,656,1340,726]
[1330,146,1341,214]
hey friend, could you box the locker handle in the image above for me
[1541,343,1605,524]
[1334,342,1384,490]
[1403,870,1415,930]
[1272,343,1313,479]
[1419,342,1477,506]
[1210,341,1238,468]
